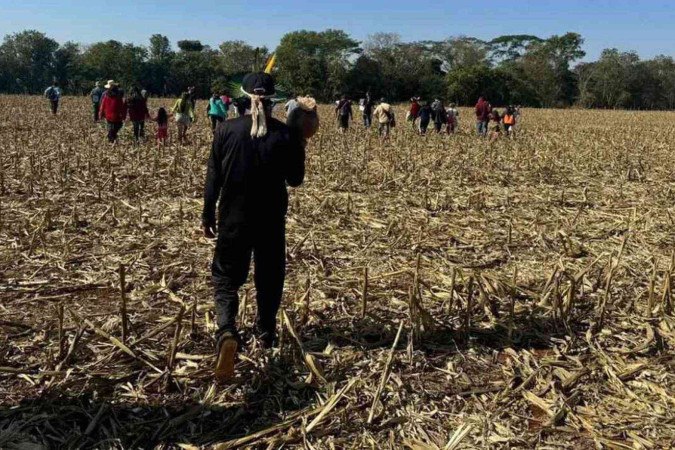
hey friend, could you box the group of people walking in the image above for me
[474,96,520,139]
[407,97,460,135]
[88,80,171,145]
[330,94,396,138]
[318,92,520,140]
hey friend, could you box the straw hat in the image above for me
[104,80,117,89]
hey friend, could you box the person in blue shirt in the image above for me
[207,92,228,132]
[44,82,61,115]
[90,82,104,122]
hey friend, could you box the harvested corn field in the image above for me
[1,95,675,449]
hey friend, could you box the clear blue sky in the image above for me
[2,0,673,61]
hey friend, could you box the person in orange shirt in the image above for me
[502,106,517,137]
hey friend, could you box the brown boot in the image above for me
[215,331,238,382]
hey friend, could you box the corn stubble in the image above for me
[1,95,675,448]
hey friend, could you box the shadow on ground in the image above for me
[0,354,317,449]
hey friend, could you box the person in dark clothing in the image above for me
[125,86,149,143]
[362,94,373,128]
[335,95,352,132]
[432,99,447,133]
[90,82,104,122]
[418,101,432,135]
[475,96,491,136]
[202,72,315,381]
[44,82,61,115]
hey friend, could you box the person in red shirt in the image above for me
[409,97,421,129]
[125,86,150,144]
[475,96,491,137]
[99,81,127,144]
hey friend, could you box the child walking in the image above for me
[153,107,172,149]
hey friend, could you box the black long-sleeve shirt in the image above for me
[202,116,305,230]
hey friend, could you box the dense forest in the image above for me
[1,29,674,108]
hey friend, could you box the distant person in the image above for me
[503,106,516,137]
[90,81,104,122]
[99,82,127,144]
[418,101,432,135]
[152,107,172,148]
[489,108,502,141]
[446,103,459,134]
[475,96,491,136]
[100,79,115,103]
[202,72,316,381]
[373,98,394,138]
[188,86,197,110]
[335,95,352,132]
[172,91,195,144]
[207,92,228,132]
[126,86,150,143]
[362,94,373,129]
[44,81,61,115]
[408,97,421,129]
[432,99,447,133]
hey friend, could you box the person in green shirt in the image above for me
[171,91,195,145]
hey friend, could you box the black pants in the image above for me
[210,115,223,131]
[420,119,430,134]
[212,220,286,339]
[93,103,100,122]
[50,100,59,115]
[434,121,443,133]
[132,120,145,141]
[107,121,123,143]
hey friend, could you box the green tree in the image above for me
[489,35,542,62]
[80,40,148,89]
[168,46,221,98]
[0,30,59,93]
[54,41,85,93]
[219,41,269,75]
[275,29,359,101]
[177,40,204,52]
[146,34,174,95]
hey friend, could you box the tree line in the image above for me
[1,29,674,109]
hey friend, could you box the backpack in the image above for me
[388,110,396,127]
[45,87,57,100]
[339,101,350,117]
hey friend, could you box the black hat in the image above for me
[242,72,275,96]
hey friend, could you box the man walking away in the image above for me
[44,82,61,115]
[99,82,127,144]
[335,95,352,132]
[91,82,104,122]
[202,72,317,381]
[475,96,491,136]
[362,94,373,129]
[408,97,421,129]
[446,103,459,134]
[418,101,432,135]
[432,99,447,133]
[126,86,150,143]
[373,98,393,139]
